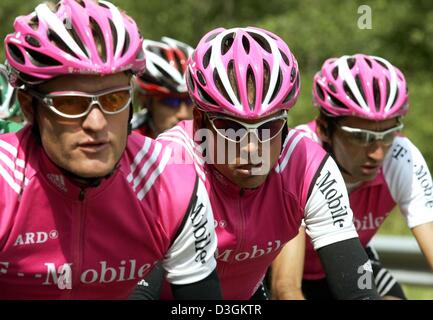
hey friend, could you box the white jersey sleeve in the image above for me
[162,178,218,285]
[383,136,433,228]
[304,155,359,250]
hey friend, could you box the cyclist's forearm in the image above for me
[318,238,381,300]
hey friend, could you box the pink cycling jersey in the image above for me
[297,120,433,280]
[0,125,217,299]
[157,120,359,299]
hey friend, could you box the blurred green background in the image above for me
[0,0,432,299]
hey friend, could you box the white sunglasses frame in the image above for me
[206,111,288,143]
[26,86,132,119]
[338,122,404,146]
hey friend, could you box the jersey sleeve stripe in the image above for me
[158,131,204,166]
[156,135,206,182]
[0,140,18,157]
[276,131,305,173]
[158,126,205,165]
[0,163,21,193]
[127,137,152,183]
[131,142,162,191]
[136,147,172,200]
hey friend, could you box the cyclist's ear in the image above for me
[316,118,332,145]
[17,90,35,124]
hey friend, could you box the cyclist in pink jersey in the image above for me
[131,37,194,138]
[0,0,221,299]
[132,27,381,300]
[270,54,433,300]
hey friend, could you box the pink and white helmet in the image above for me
[313,54,408,120]
[186,27,300,119]
[5,0,146,87]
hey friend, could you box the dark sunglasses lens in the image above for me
[51,96,91,116]
[160,96,193,108]
[212,118,247,142]
[99,90,131,112]
[257,119,285,141]
[160,97,181,107]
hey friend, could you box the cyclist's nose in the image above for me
[366,140,387,162]
[239,131,261,154]
[176,102,193,120]
[82,103,108,131]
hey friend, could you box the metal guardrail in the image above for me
[369,235,433,286]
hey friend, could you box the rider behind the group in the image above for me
[0,64,24,133]
[131,37,194,138]
[0,0,220,299]
[133,27,381,300]
[271,54,433,300]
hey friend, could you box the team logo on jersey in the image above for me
[315,170,348,228]
[215,240,282,262]
[190,202,212,264]
[414,163,433,208]
[353,212,385,231]
[13,230,59,246]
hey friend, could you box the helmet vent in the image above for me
[328,82,337,93]
[227,59,240,101]
[373,78,381,112]
[347,57,356,69]
[290,66,296,82]
[280,50,290,67]
[331,66,339,80]
[28,16,39,30]
[109,19,118,56]
[261,60,270,103]
[343,81,357,104]
[99,2,110,9]
[25,35,41,48]
[121,30,130,57]
[269,68,283,104]
[90,17,107,63]
[203,47,212,69]
[246,32,271,53]
[364,57,373,68]
[67,24,88,58]
[391,87,399,109]
[315,83,325,101]
[221,32,235,55]
[242,36,250,54]
[48,29,80,60]
[197,70,206,86]
[214,69,233,105]
[355,75,367,104]
[374,58,388,69]
[7,44,25,65]
[197,83,217,106]
[328,93,349,110]
[186,69,195,92]
[76,0,86,8]
[283,73,299,104]
[246,65,256,110]
[27,47,62,67]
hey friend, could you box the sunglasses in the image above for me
[157,96,193,108]
[206,111,288,143]
[26,86,132,119]
[337,122,404,147]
